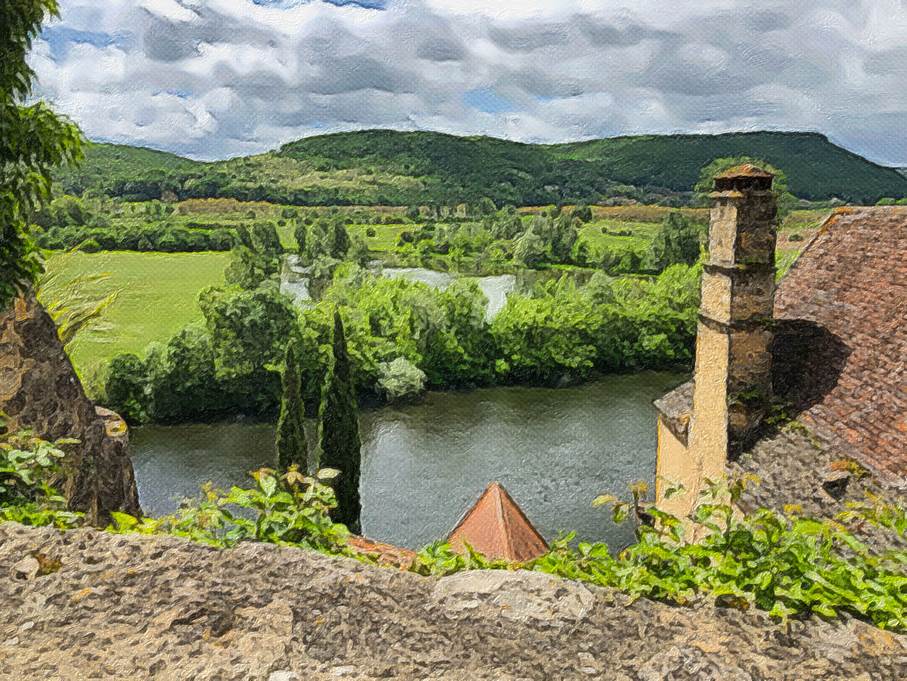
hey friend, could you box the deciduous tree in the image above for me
[1,0,84,306]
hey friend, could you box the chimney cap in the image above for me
[714,163,774,180]
[713,163,775,193]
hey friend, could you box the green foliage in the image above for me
[108,467,350,554]
[318,311,362,533]
[35,223,233,252]
[225,225,281,288]
[1,0,84,306]
[0,422,82,528]
[142,325,239,422]
[55,131,907,209]
[513,228,546,267]
[377,357,427,402]
[317,268,494,391]
[105,283,295,423]
[410,541,512,577]
[276,339,309,471]
[572,203,593,222]
[531,481,907,631]
[294,221,308,254]
[649,212,705,271]
[199,282,298,379]
[492,265,701,383]
[104,354,149,423]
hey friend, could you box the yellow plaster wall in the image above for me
[688,321,731,490]
[654,416,697,518]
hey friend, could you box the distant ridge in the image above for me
[56,129,907,205]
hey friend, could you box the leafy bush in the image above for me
[108,467,350,555]
[0,421,83,528]
[648,212,704,271]
[378,357,427,402]
[492,265,700,382]
[530,480,907,630]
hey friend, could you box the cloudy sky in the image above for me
[28,0,907,164]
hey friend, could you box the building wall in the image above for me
[654,416,696,518]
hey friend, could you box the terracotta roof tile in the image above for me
[773,207,907,481]
[447,483,549,562]
[347,535,417,569]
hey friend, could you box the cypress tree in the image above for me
[294,220,307,257]
[318,310,362,532]
[276,338,308,471]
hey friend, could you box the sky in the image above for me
[28,0,907,164]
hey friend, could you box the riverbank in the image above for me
[3,522,903,681]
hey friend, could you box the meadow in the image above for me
[39,250,229,386]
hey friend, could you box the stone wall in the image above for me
[0,294,140,524]
[1,523,904,680]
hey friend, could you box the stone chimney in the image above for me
[686,165,778,482]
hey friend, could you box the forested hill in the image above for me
[56,130,907,205]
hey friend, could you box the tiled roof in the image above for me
[347,535,418,569]
[653,381,693,445]
[773,208,907,481]
[447,482,549,562]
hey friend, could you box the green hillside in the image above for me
[59,143,203,199]
[549,132,907,201]
[56,130,907,205]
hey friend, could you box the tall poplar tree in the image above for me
[1,0,84,307]
[276,338,308,471]
[318,310,362,532]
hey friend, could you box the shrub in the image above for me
[378,357,427,402]
[109,467,351,554]
[0,422,83,528]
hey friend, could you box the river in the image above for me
[131,371,686,551]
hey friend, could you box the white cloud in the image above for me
[28,0,907,164]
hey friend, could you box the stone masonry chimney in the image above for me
[686,165,778,484]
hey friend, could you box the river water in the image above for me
[131,371,685,550]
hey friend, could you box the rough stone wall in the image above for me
[0,294,140,524]
[2,523,905,680]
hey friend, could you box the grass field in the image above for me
[39,251,229,381]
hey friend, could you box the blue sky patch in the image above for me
[463,88,515,114]
[42,27,133,61]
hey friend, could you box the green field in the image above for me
[39,251,229,380]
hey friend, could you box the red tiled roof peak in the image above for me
[447,482,549,563]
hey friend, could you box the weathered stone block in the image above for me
[0,294,141,524]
